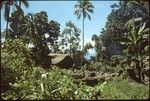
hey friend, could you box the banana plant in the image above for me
[113,17,149,82]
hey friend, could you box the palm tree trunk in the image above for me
[70,33,71,55]
[5,2,11,39]
[5,20,9,39]
[82,15,85,66]
[19,0,22,8]
[82,16,84,51]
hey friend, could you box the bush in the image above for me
[1,66,77,100]
[1,66,102,100]
[1,39,33,93]
[1,66,149,100]
[93,62,118,73]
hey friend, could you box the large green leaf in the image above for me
[143,28,149,33]
[131,27,138,44]
[144,45,149,52]
[125,17,142,29]
[14,4,24,17]
[138,22,146,35]
[127,33,134,42]
[133,17,142,22]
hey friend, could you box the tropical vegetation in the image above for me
[1,0,149,100]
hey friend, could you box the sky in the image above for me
[1,0,119,59]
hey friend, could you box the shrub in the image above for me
[1,39,33,93]
[1,66,102,100]
[93,62,118,73]
[1,66,77,100]
[2,66,149,100]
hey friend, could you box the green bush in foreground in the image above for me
[1,39,33,93]
[1,66,102,100]
[2,66,149,100]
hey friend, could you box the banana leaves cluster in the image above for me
[112,17,149,69]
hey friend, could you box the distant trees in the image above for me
[59,21,84,67]
[60,21,81,55]
[84,42,93,56]
[91,34,103,62]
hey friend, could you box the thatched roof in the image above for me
[49,54,69,64]
[48,54,74,68]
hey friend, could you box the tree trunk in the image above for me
[5,2,11,39]
[19,0,22,8]
[139,55,143,82]
[82,15,85,66]
[136,53,142,82]
[82,16,84,52]
[5,21,9,39]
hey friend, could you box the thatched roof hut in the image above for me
[49,54,74,69]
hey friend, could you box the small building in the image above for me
[49,54,74,69]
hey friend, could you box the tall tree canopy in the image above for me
[74,0,94,51]
[60,21,81,55]
[100,1,149,57]
[7,11,60,68]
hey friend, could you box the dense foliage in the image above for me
[60,21,81,54]
[8,11,60,68]
[93,1,149,60]
[1,39,33,93]
[88,1,149,83]
[1,0,149,100]
[1,66,149,100]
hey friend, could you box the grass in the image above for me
[101,79,149,99]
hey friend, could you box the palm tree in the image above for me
[74,0,94,65]
[1,1,13,39]
[18,0,29,8]
[74,0,94,51]
[1,0,29,39]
